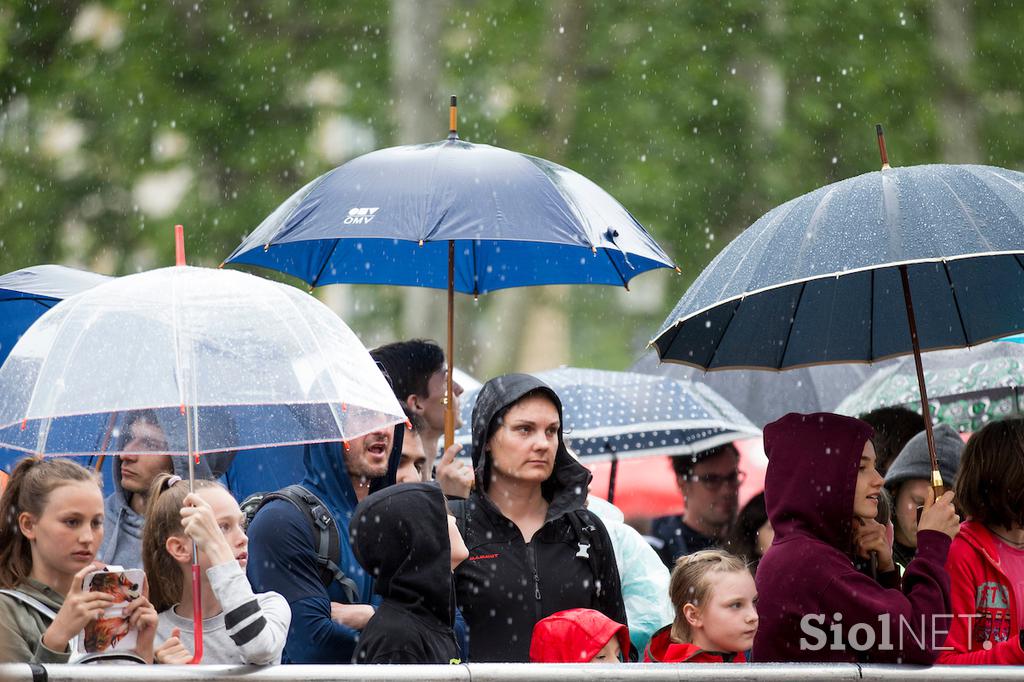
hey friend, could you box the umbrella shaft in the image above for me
[899,265,942,492]
[444,240,456,450]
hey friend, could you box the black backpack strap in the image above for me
[566,509,611,599]
[250,485,359,603]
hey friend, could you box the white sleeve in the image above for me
[205,560,291,665]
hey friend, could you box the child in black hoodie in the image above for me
[349,482,468,664]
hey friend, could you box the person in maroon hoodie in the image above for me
[938,419,1024,664]
[529,608,629,663]
[752,412,960,664]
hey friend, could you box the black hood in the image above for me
[349,482,454,625]
[470,373,591,519]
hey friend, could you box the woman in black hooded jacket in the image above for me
[451,373,627,662]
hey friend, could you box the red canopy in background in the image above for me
[587,437,767,519]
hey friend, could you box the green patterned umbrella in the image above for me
[837,342,1024,432]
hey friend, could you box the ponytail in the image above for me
[0,457,100,588]
[141,473,221,612]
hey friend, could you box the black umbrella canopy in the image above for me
[653,163,1024,369]
[631,351,878,430]
[652,149,1024,491]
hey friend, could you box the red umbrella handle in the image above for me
[189,563,203,664]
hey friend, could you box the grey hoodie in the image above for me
[99,455,215,569]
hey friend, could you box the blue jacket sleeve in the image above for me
[454,607,469,662]
[246,499,361,663]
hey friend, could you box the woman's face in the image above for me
[20,481,104,580]
[853,440,884,519]
[893,479,930,548]
[486,395,560,486]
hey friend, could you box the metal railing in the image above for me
[2,663,1024,682]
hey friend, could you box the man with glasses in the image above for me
[650,444,745,569]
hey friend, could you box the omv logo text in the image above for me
[344,207,379,224]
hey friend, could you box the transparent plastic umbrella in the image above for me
[0,260,405,662]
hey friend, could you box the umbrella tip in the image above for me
[175,224,186,266]
[448,94,459,140]
[419,239,424,247]
[875,123,891,170]
[675,266,682,274]
[263,243,271,252]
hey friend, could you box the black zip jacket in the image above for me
[452,373,627,662]
[349,482,461,664]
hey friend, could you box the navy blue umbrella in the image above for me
[652,127,1024,490]
[226,97,676,447]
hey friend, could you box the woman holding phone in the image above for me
[0,457,158,663]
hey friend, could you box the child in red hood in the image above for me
[644,549,756,663]
[529,608,629,663]
[938,419,1024,664]
[752,412,960,664]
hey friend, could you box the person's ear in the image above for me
[165,535,192,563]
[405,394,423,415]
[683,602,703,629]
[18,512,37,541]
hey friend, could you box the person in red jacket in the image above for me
[752,412,961,664]
[529,608,629,663]
[644,549,756,663]
[939,419,1024,664]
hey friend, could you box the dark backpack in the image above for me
[242,484,359,603]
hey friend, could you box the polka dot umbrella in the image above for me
[454,367,760,503]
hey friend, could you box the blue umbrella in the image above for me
[0,264,111,366]
[453,367,760,502]
[0,264,112,479]
[652,127,1024,490]
[225,97,676,447]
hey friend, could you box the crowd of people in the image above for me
[1,339,1023,668]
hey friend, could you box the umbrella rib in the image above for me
[935,174,994,253]
[310,240,342,289]
[776,281,808,369]
[868,269,875,362]
[704,299,742,370]
[941,260,970,346]
[601,248,630,289]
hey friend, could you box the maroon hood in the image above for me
[763,412,873,554]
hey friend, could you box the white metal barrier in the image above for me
[2,663,1024,682]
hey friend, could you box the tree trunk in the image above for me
[512,0,588,373]
[930,0,980,163]
[391,0,448,341]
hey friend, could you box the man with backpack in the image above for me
[245,426,395,663]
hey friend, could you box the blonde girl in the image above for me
[644,549,757,663]
[142,473,289,664]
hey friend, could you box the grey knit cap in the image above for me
[884,423,963,490]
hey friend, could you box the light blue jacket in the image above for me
[587,496,674,654]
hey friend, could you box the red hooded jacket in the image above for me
[529,608,630,663]
[643,625,747,663]
[752,413,952,664]
[937,521,1024,664]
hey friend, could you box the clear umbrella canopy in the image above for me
[0,265,405,457]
